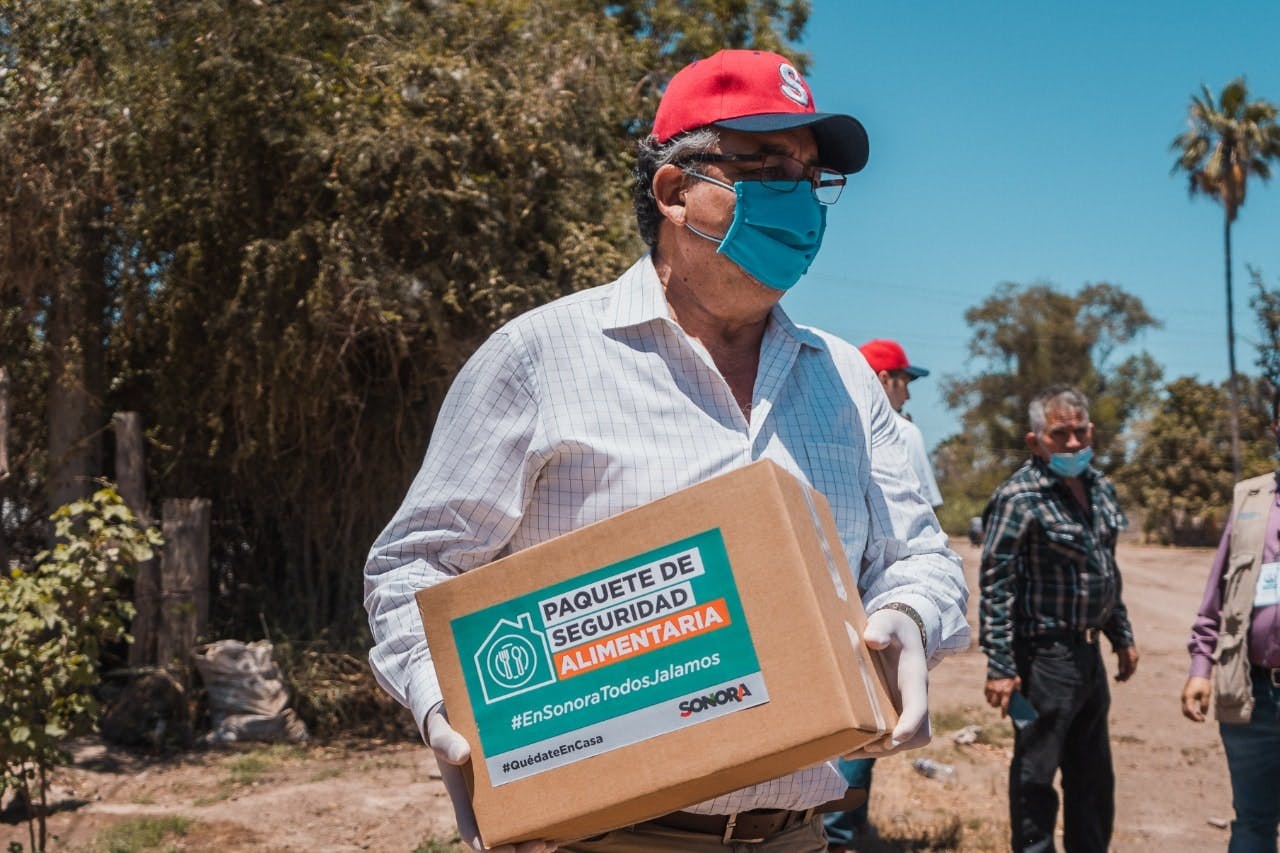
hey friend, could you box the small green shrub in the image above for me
[0,488,162,852]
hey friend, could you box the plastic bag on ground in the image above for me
[192,639,309,744]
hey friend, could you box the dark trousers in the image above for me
[1010,637,1113,853]
[1220,670,1280,852]
[825,757,873,844]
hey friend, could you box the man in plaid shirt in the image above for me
[980,385,1140,853]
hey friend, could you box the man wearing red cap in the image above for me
[860,339,943,508]
[365,49,968,853]
[824,339,944,852]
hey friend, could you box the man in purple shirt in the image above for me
[1183,413,1280,852]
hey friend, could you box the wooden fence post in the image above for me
[157,498,211,680]
[114,412,159,666]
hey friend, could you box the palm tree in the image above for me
[1172,77,1280,481]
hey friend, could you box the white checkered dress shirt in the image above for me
[900,416,944,508]
[365,255,969,814]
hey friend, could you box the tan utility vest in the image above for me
[1215,473,1276,723]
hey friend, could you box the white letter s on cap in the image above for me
[778,63,809,107]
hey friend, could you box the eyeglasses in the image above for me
[682,152,846,205]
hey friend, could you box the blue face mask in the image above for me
[1048,447,1093,478]
[683,172,827,291]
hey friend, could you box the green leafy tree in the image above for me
[1171,77,1280,480]
[1115,377,1273,545]
[610,0,811,114]
[1123,267,1280,546]
[937,282,1161,533]
[0,312,48,562]
[0,488,161,852]
[931,432,1010,536]
[105,0,651,634]
[2,0,812,640]
[610,0,809,62]
[0,0,131,514]
[1251,266,1280,389]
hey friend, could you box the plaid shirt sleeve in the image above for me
[1100,481,1136,649]
[979,486,1027,679]
[1103,585,1135,649]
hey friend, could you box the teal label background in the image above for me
[451,528,762,756]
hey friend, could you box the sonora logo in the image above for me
[678,682,753,717]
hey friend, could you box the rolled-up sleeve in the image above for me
[858,380,970,668]
[364,330,541,738]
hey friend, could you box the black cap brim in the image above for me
[904,366,930,379]
[713,112,870,174]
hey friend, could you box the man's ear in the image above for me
[876,369,892,390]
[1025,431,1039,452]
[652,163,689,227]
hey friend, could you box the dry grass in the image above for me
[851,699,1016,852]
[84,816,192,852]
[930,705,1014,748]
[274,641,419,740]
[413,835,468,853]
[860,811,1009,852]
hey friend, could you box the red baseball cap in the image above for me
[860,339,929,378]
[652,50,869,174]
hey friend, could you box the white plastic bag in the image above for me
[192,639,308,743]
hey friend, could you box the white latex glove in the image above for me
[842,608,931,758]
[426,705,557,853]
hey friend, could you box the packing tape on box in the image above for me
[800,485,888,732]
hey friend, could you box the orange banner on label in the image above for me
[554,599,731,680]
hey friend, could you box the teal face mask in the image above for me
[1048,447,1093,478]
[683,172,827,291]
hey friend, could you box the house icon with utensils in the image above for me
[474,612,556,704]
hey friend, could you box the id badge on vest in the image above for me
[1255,561,1280,608]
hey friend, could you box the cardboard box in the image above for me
[416,460,898,846]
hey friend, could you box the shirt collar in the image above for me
[602,254,827,352]
[768,302,827,351]
[602,255,671,331]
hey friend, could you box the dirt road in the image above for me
[2,541,1235,851]
[862,540,1233,851]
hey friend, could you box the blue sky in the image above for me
[780,2,1280,453]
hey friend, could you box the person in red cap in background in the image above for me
[824,339,944,852]
[365,49,968,853]
[860,339,943,508]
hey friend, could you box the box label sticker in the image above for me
[450,528,767,785]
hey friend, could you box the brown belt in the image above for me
[647,787,866,844]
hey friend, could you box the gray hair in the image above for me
[633,128,721,249]
[1029,385,1090,434]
